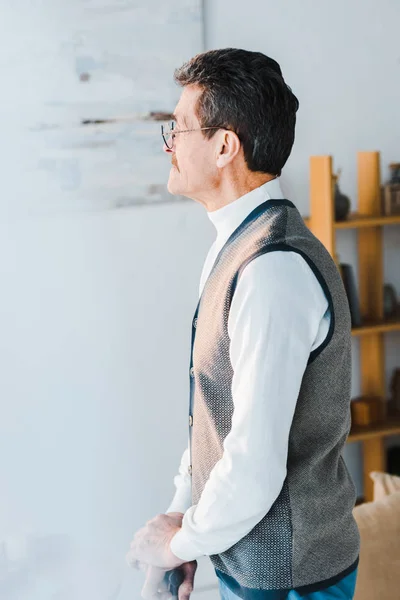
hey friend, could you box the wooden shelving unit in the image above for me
[308,151,400,502]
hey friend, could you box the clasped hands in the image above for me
[127,512,197,600]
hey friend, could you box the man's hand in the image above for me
[137,561,197,600]
[127,512,197,598]
[176,560,197,600]
[165,512,184,527]
[127,512,185,570]
[163,515,197,599]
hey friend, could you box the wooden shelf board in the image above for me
[335,214,400,229]
[304,215,400,229]
[351,319,400,336]
[348,416,400,443]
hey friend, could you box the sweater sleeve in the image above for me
[170,251,330,561]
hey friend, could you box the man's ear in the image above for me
[216,131,241,168]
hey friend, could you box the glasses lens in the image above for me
[162,121,175,149]
[161,123,171,149]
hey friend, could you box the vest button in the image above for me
[189,415,193,427]
[188,465,192,476]
[193,318,198,328]
[190,367,195,377]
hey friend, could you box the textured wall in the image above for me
[1,0,201,216]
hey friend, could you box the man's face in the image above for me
[163,85,218,201]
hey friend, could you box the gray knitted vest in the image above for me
[188,199,360,591]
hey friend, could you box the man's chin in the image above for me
[167,172,182,196]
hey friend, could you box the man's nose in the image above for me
[163,143,173,154]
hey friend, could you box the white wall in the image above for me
[0,204,217,600]
[0,2,399,599]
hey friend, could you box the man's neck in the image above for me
[195,173,277,212]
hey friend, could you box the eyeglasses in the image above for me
[161,120,226,149]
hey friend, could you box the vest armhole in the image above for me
[230,244,335,365]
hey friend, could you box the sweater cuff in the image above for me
[170,528,203,562]
[166,488,192,516]
[165,499,190,516]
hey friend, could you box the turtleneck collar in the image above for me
[207,179,284,249]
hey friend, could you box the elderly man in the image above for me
[127,48,359,600]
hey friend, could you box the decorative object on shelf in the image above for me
[333,169,351,221]
[351,396,386,427]
[389,163,400,184]
[382,163,400,216]
[389,368,400,415]
[339,263,362,326]
[387,447,400,476]
[382,185,400,215]
[383,284,398,319]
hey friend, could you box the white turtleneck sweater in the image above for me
[167,179,331,561]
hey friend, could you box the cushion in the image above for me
[370,470,400,501]
[353,491,400,600]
